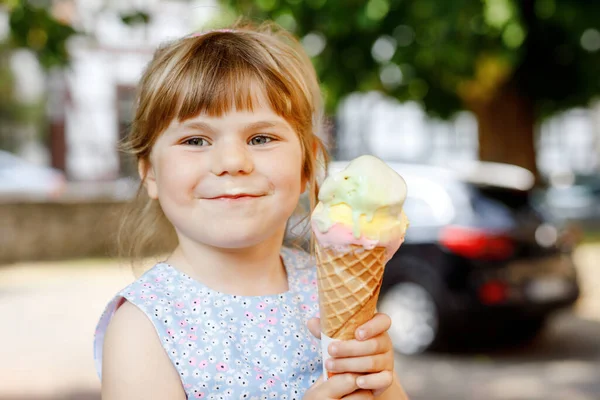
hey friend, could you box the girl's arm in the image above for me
[101,301,186,400]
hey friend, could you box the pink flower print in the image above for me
[139,295,146,300]
[190,326,197,332]
[192,298,201,306]
[194,392,204,398]
[198,360,208,368]
[188,357,196,366]
[244,312,254,319]
[269,308,278,314]
[267,379,275,387]
[166,329,174,336]
[175,302,185,309]
[179,320,188,327]
[256,302,266,310]
[311,279,318,286]
[188,334,197,340]
[301,304,310,311]
[216,363,228,372]
[149,294,157,300]
[256,373,264,380]
[154,277,162,282]
[258,323,265,328]
[267,317,278,325]
[310,293,318,301]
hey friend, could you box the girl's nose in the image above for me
[210,141,254,176]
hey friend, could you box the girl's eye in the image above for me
[183,137,210,146]
[249,135,273,146]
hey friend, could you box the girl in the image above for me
[94,21,409,400]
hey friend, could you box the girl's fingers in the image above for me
[326,353,394,374]
[355,370,394,391]
[355,313,392,341]
[341,389,375,399]
[323,373,362,398]
[306,318,321,340]
[328,336,392,358]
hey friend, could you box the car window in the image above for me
[402,197,439,227]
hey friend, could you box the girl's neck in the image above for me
[165,232,289,296]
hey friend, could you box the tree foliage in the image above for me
[223,0,600,118]
[6,0,77,69]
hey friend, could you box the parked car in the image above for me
[532,171,600,231]
[0,150,66,199]
[287,160,580,354]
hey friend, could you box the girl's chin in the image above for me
[192,230,282,251]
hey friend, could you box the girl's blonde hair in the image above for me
[117,20,329,271]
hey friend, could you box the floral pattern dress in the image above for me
[94,247,323,400]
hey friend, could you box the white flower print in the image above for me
[214,373,225,382]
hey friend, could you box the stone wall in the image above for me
[0,180,179,264]
[1,199,126,264]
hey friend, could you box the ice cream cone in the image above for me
[315,244,386,340]
[311,155,409,379]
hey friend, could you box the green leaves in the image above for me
[221,0,600,118]
[7,1,77,69]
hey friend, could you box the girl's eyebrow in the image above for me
[180,121,217,134]
[244,121,278,130]
[180,120,289,132]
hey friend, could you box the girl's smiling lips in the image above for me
[202,193,266,200]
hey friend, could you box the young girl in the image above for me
[94,21,409,400]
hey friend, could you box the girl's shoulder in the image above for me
[93,262,180,379]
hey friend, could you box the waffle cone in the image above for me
[315,244,386,340]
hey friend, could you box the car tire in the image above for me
[508,316,547,344]
[378,280,442,355]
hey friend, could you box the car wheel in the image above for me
[507,316,547,345]
[378,281,440,355]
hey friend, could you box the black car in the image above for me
[286,161,580,355]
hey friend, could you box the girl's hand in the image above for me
[307,313,395,397]
[303,374,374,400]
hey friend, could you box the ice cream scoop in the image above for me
[311,155,409,260]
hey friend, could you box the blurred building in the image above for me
[335,92,600,180]
[49,0,217,180]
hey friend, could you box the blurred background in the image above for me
[1,0,599,399]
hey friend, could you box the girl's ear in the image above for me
[138,158,158,200]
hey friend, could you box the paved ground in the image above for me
[0,246,598,400]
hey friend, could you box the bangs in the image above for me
[163,34,311,128]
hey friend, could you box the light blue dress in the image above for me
[94,247,322,400]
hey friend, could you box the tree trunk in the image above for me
[471,81,540,185]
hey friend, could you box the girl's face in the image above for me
[141,92,305,250]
